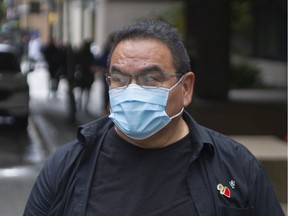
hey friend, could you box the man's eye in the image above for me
[111,75,127,84]
[140,73,163,86]
[143,76,158,82]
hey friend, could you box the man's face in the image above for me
[109,39,192,117]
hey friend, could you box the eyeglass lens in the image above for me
[108,71,164,88]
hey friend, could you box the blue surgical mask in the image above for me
[108,78,184,140]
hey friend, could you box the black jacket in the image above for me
[24,111,284,216]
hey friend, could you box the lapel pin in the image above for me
[229,180,236,189]
[217,183,231,198]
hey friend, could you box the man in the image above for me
[24,19,284,216]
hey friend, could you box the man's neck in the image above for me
[115,117,189,149]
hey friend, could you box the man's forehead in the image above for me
[115,38,169,51]
[111,39,172,61]
[109,38,175,73]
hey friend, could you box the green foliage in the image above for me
[231,1,253,36]
[230,63,262,89]
[0,0,4,21]
[160,3,185,38]
[230,1,254,55]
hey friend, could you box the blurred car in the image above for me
[0,43,29,127]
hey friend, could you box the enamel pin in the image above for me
[229,180,236,189]
[217,183,231,198]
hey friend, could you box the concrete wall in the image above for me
[19,0,50,44]
[95,1,181,49]
[61,0,181,49]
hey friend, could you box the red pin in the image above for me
[217,183,231,198]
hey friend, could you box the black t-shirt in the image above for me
[86,128,198,215]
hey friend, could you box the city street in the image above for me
[0,120,45,215]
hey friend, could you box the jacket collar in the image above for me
[77,115,114,146]
[182,110,215,162]
[77,110,215,157]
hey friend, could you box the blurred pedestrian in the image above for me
[41,39,66,98]
[94,33,115,115]
[64,43,77,123]
[28,30,44,66]
[15,31,30,62]
[74,40,96,112]
[24,19,284,216]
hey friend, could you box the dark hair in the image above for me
[108,19,191,74]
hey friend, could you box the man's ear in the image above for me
[182,72,195,107]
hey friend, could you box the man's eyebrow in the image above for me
[110,65,123,73]
[109,64,164,74]
[139,65,164,74]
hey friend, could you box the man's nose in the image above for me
[130,79,137,85]
[130,74,138,85]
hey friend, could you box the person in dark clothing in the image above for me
[15,32,30,62]
[94,34,115,115]
[42,40,66,98]
[74,40,96,112]
[24,19,284,216]
[63,43,78,123]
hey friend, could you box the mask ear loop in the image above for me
[170,107,184,120]
[167,75,185,119]
[169,75,184,91]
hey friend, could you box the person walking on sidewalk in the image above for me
[41,39,66,98]
[74,40,96,112]
[24,19,284,216]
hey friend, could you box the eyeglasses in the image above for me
[105,71,183,89]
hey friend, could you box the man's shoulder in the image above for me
[45,139,84,170]
[201,126,257,163]
[186,113,239,149]
[184,111,254,158]
[77,115,112,138]
[46,116,113,169]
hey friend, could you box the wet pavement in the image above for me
[0,68,102,216]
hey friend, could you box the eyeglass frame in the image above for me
[105,69,184,89]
